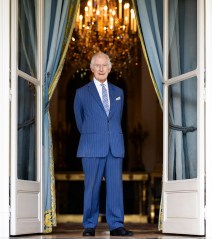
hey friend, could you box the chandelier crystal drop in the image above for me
[65,0,141,79]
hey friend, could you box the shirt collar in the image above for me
[94,78,108,88]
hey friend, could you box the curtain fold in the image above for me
[43,0,80,233]
[132,0,163,107]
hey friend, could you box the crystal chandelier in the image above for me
[65,0,141,79]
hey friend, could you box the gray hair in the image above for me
[90,52,112,69]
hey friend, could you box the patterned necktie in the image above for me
[101,83,110,116]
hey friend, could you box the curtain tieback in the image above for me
[169,123,197,134]
[18,118,35,130]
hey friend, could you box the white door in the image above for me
[205,0,212,237]
[10,0,44,235]
[0,0,10,237]
[162,0,205,235]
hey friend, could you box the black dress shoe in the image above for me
[83,228,95,236]
[110,227,133,236]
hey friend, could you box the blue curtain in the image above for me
[43,0,79,232]
[133,0,163,106]
[43,0,70,231]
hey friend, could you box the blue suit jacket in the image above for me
[74,80,125,158]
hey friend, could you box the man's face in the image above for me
[90,55,111,83]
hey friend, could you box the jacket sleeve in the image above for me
[74,89,83,133]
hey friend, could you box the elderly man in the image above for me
[74,52,133,237]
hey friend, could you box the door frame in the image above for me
[0,0,10,237]
[205,0,212,237]
[1,0,212,237]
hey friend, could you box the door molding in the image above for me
[0,0,10,237]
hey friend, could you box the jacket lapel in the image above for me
[108,83,115,118]
[88,81,105,112]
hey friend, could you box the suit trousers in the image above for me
[82,151,124,230]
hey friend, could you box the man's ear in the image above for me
[90,65,94,73]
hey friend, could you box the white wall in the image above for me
[0,0,10,237]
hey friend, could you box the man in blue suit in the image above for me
[74,52,133,237]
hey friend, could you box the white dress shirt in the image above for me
[93,78,110,108]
